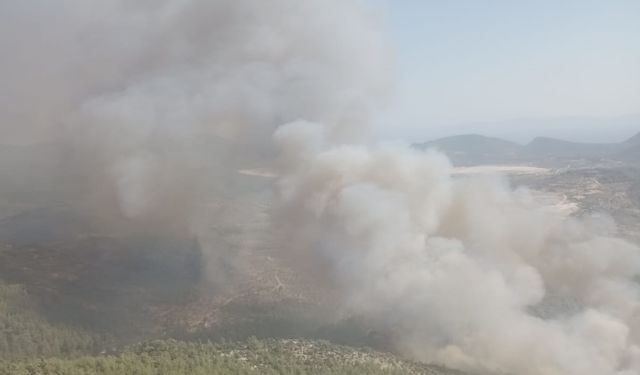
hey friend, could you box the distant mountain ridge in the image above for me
[416,132,640,166]
[624,132,640,146]
[521,137,618,158]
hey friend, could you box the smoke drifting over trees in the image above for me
[1,1,640,374]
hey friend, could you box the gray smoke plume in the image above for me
[2,1,640,375]
[274,123,640,374]
[0,0,387,224]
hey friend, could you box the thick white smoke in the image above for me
[2,1,640,374]
[275,122,640,374]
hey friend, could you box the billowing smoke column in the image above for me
[2,1,640,374]
[275,122,640,375]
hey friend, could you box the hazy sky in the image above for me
[375,0,640,142]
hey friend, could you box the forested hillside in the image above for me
[0,280,466,375]
[0,339,463,375]
[0,282,112,360]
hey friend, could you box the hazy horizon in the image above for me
[382,113,640,144]
[373,0,640,143]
